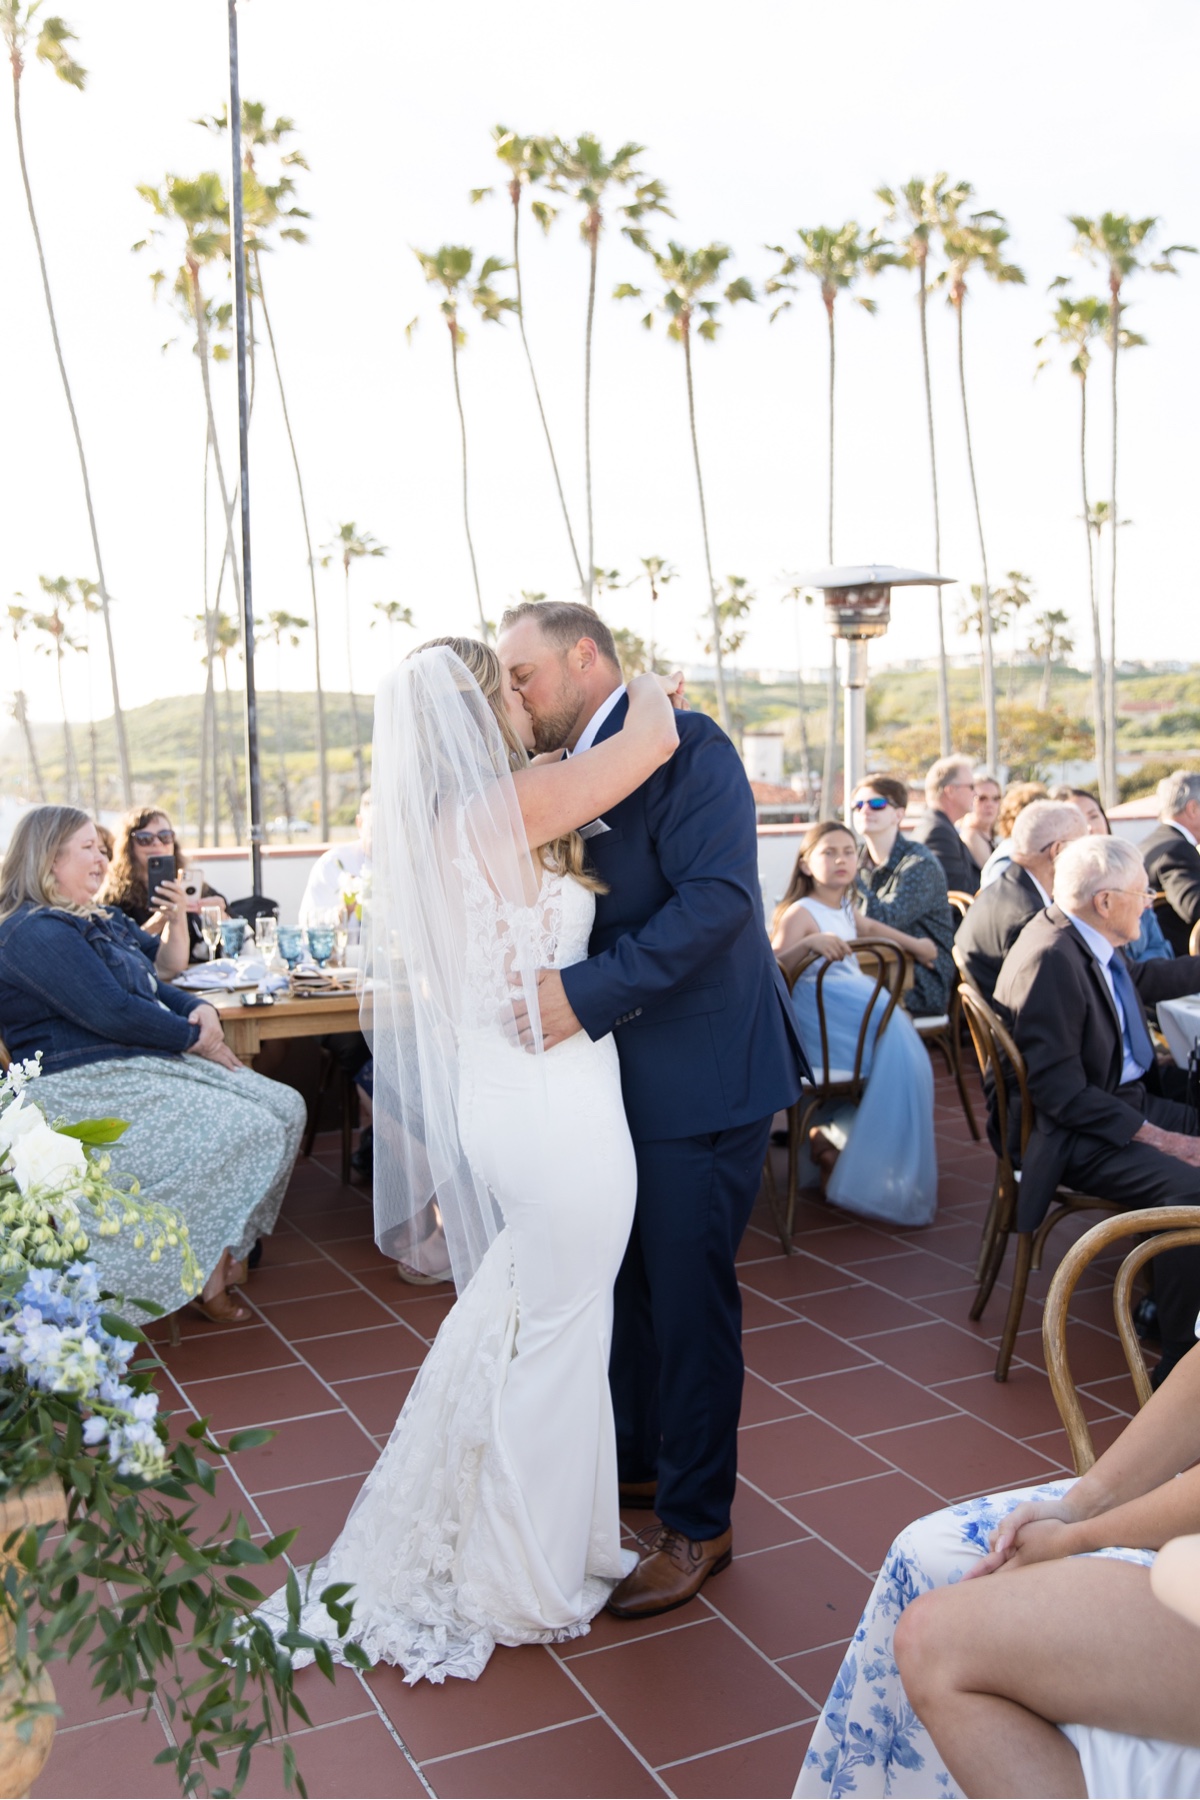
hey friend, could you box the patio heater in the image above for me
[793,566,951,823]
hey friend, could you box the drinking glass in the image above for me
[306,926,335,969]
[277,926,305,970]
[219,918,248,958]
[254,914,278,960]
[200,901,224,962]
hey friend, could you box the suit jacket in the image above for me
[954,863,1044,1004]
[909,807,980,896]
[992,906,1200,1229]
[560,698,809,1141]
[1142,822,1200,955]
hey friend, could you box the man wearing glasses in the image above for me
[910,755,982,896]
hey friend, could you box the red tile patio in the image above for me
[40,1071,1145,1799]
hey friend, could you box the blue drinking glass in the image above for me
[277,926,305,970]
[306,926,335,969]
[219,918,248,958]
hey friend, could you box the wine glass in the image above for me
[306,926,335,969]
[277,926,305,971]
[200,901,223,962]
[219,918,248,959]
[255,914,278,961]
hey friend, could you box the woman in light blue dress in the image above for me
[771,822,938,1229]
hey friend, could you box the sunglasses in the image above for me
[852,797,891,813]
[132,829,174,846]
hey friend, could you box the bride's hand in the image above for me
[652,671,688,709]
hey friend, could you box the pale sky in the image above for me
[4,0,1198,734]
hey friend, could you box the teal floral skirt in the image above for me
[34,1055,306,1323]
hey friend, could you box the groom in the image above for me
[498,599,809,1617]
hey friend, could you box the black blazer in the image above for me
[993,907,1200,1229]
[1142,823,1200,955]
[909,808,980,896]
[955,863,1045,1003]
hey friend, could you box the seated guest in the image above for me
[853,776,956,1019]
[955,769,1001,873]
[771,821,938,1226]
[1140,769,1200,956]
[95,822,114,864]
[909,755,980,895]
[979,780,1049,887]
[993,834,1200,1385]
[1053,783,1176,963]
[298,788,371,927]
[797,1342,1200,1799]
[0,806,305,1325]
[954,799,1085,1004]
[100,807,227,966]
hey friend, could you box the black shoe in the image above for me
[247,1237,263,1271]
[350,1124,373,1175]
[1133,1295,1160,1343]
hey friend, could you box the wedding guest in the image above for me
[955,769,1001,872]
[852,777,956,1018]
[1140,770,1200,955]
[909,756,980,895]
[0,806,305,1326]
[979,780,1049,887]
[95,823,114,864]
[797,1343,1200,1799]
[1052,784,1175,963]
[100,806,226,967]
[298,790,371,927]
[953,800,1085,1005]
[771,821,938,1225]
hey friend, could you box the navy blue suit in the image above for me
[561,697,808,1538]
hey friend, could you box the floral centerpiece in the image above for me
[0,1058,360,1797]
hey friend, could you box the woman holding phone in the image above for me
[101,807,227,967]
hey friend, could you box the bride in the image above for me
[261,637,680,1684]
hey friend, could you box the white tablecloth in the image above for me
[1156,994,1200,1069]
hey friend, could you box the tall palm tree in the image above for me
[1068,213,1195,801]
[266,609,307,842]
[547,137,671,600]
[473,128,584,591]
[2,3,131,800]
[766,221,892,805]
[700,575,755,748]
[5,602,46,799]
[876,175,971,754]
[936,201,1025,770]
[371,597,414,666]
[991,569,1034,704]
[31,573,80,801]
[75,575,103,813]
[781,582,815,807]
[615,241,754,733]
[411,246,516,640]
[1027,608,1074,711]
[633,555,677,671]
[210,609,244,842]
[590,566,625,607]
[321,523,387,791]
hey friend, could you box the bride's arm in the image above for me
[512,674,679,851]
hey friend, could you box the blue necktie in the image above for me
[1109,953,1154,1076]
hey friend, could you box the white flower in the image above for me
[0,1097,88,1197]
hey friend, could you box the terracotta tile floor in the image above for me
[42,1070,1145,1799]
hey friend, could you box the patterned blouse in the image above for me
[856,835,955,1017]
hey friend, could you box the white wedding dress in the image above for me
[261,866,638,1683]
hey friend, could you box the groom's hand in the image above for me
[510,969,583,1050]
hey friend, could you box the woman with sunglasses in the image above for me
[851,777,956,1019]
[101,808,227,966]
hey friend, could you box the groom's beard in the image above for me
[528,683,588,754]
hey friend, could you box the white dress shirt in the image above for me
[571,685,627,757]
[1166,819,1198,848]
[1064,911,1147,1084]
[298,841,369,926]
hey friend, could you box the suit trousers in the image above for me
[609,1114,773,1542]
[1062,1087,1200,1369]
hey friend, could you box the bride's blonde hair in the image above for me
[414,636,606,893]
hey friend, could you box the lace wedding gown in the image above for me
[261,867,638,1683]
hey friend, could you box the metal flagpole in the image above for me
[227,0,264,896]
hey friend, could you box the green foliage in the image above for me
[617,240,754,341]
[765,221,893,320]
[1119,757,1200,803]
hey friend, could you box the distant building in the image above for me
[742,729,786,786]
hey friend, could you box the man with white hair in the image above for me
[954,799,1085,1004]
[910,755,981,896]
[994,834,1200,1385]
[1140,769,1200,955]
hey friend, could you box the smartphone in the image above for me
[146,853,177,901]
[180,867,203,902]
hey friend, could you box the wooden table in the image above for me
[196,988,362,1066]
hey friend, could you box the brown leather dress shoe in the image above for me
[618,1480,658,1510]
[606,1525,733,1619]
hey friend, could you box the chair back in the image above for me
[957,983,1034,1171]
[1043,1206,1200,1473]
[799,937,906,1099]
[1190,919,1200,958]
[0,1031,9,1073]
[946,889,975,927]
[951,941,984,997]
[227,894,280,926]
[1151,889,1171,920]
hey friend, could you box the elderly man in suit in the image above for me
[1141,770,1200,956]
[955,800,1085,1003]
[910,755,981,896]
[994,834,1200,1386]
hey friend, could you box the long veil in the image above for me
[360,645,546,1295]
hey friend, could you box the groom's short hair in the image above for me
[499,599,620,669]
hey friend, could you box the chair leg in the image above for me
[302,1045,335,1160]
[168,1312,181,1348]
[973,1175,1003,1283]
[944,1012,981,1140]
[970,1218,1010,1321]
[340,1071,356,1186]
[995,1231,1034,1382]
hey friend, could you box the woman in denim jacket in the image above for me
[0,806,305,1324]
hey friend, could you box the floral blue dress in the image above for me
[796,1480,1200,1800]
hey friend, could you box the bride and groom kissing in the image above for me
[265,597,809,1683]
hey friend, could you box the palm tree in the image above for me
[766,221,892,805]
[1068,213,1195,802]
[633,555,677,670]
[781,582,816,807]
[546,137,671,600]
[472,128,584,591]
[31,574,80,801]
[5,602,46,799]
[1028,609,1074,711]
[75,576,103,813]
[590,566,626,607]
[991,569,1034,704]
[266,609,307,841]
[411,246,516,639]
[370,597,414,665]
[611,627,651,677]
[876,176,971,754]
[321,523,387,791]
[615,241,754,733]
[210,609,244,842]
[700,575,755,748]
[3,4,131,801]
[936,201,1025,770]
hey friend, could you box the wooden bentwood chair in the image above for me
[1043,1206,1200,1473]
[910,887,981,1142]
[765,938,907,1255]
[957,982,1122,1383]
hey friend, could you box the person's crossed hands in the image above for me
[186,1002,245,1072]
[963,1495,1081,1579]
